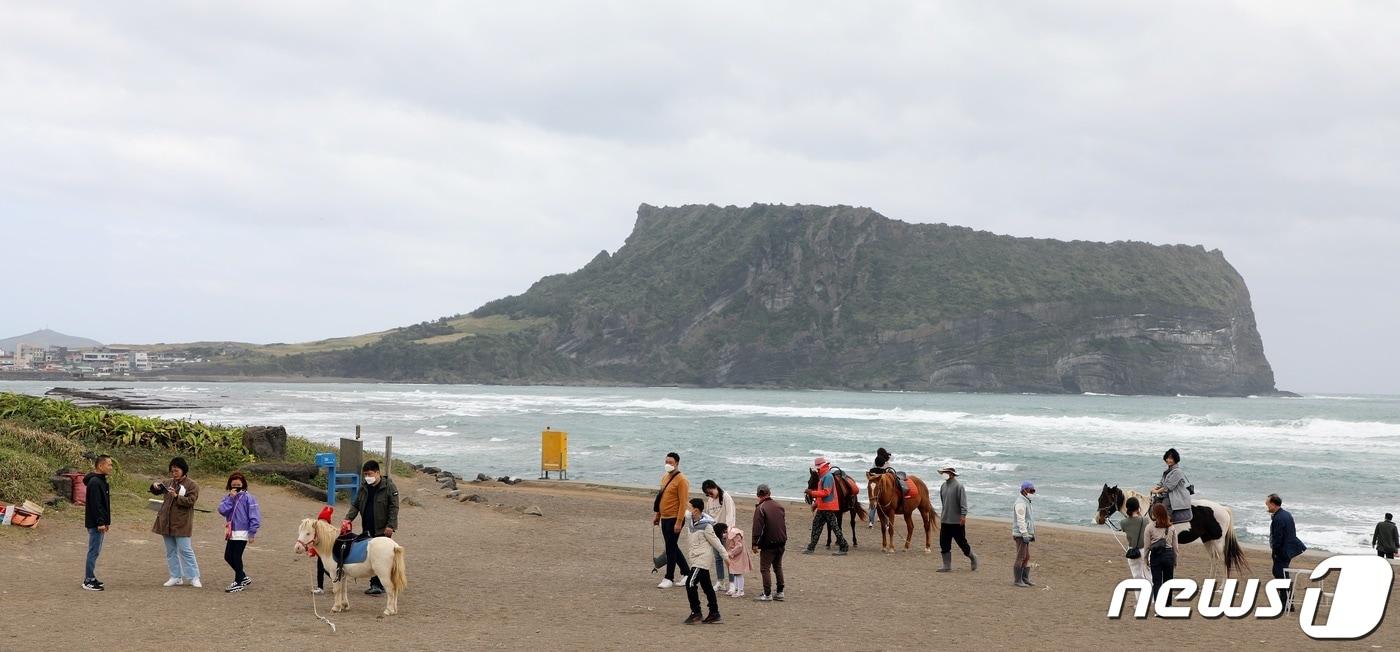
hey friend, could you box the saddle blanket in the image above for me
[333,534,371,566]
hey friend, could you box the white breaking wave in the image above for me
[414,428,457,437]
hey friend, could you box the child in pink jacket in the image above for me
[720,524,752,597]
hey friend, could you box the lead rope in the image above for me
[311,585,337,633]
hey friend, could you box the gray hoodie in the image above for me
[1161,466,1192,512]
[939,476,968,525]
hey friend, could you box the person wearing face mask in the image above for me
[936,467,978,572]
[217,472,261,593]
[150,456,201,588]
[343,460,399,595]
[652,452,691,588]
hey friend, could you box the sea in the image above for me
[3,380,1396,554]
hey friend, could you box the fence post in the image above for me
[384,436,393,474]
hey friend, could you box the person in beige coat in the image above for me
[150,457,201,588]
[682,498,727,624]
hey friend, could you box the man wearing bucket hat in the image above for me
[936,467,978,572]
[803,457,849,556]
[1012,481,1036,587]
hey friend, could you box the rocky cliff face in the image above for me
[247,203,1277,396]
[465,203,1277,396]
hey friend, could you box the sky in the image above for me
[2,2,1397,394]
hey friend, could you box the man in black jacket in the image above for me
[344,460,399,595]
[1267,493,1307,608]
[82,455,113,591]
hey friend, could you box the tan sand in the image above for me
[3,473,1395,651]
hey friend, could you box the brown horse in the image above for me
[867,471,936,553]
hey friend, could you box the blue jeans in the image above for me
[85,528,105,581]
[162,535,200,579]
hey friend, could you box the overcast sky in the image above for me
[2,2,1397,394]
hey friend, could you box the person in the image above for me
[936,467,978,572]
[682,498,726,624]
[722,522,752,598]
[1012,481,1036,587]
[217,472,261,593]
[652,452,691,589]
[867,447,894,527]
[151,456,201,588]
[312,505,334,594]
[1145,502,1180,605]
[1151,448,1193,528]
[702,479,736,591]
[343,460,399,595]
[1120,497,1149,581]
[82,454,113,591]
[1374,513,1398,560]
[803,457,849,555]
[751,484,787,602]
[1267,493,1307,608]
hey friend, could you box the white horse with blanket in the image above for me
[1094,484,1249,580]
[294,518,408,616]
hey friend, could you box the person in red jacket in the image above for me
[803,457,848,555]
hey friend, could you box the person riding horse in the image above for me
[867,447,906,512]
[1150,448,1199,544]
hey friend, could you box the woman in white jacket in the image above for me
[702,480,737,591]
[684,498,727,624]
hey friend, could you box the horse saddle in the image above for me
[332,532,371,566]
[899,476,917,500]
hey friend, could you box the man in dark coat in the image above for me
[344,460,399,595]
[1374,513,1398,559]
[82,455,113,591]
[750,484,788,602]
[1267,493,1307,607]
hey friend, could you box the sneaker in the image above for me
[190,577,202,588]
[365,585,385,595]
[702,613,722,624]
[733,591,745,598]
[238,577,253,587]
[312,587,325,595]
[225,582,245,593]
[832,549,848,556]
[753,594,773,602]
[657,579,675,589]
[91,579,105,588]
[774,591,785,601]
[683,613,702,625]
[163,577,183,587]
[82,580,104,591]
[801,549,814,555]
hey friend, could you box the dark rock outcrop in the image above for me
[242,426,288,460]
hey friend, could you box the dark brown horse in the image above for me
[867,471,936,553]
[806,467,867,549]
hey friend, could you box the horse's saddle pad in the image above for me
[333,533,371,566]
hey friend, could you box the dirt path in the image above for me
[3,474,1394,650]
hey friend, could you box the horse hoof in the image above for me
[331,606,343,613]
[924,548,931,554]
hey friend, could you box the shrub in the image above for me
[0,446,51,503]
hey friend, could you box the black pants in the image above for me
[316,558,330,589]
[1273,554,1294,607]
[940,523,973,556]
[661,519,690,581]
[1380,551,1395,560]
[807,511,847,551]
[224,540,248,583]
[685,568,718,617]
[759,547,785,595]
[1150,549,1176,601]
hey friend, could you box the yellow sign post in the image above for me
[540,429,568,480]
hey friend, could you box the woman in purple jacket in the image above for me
[217,472,261,593]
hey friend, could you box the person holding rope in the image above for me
[343,460,399,596]
[1120,496,1148,581]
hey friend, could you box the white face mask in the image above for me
[664,463,675,473]
[365,475,379,485]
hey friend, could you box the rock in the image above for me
[446,490,461,499]
[438,477,458,490]
[475,473,493,482]
[411,463,424,471]
[402,497,422,507]
[467,494,486,503]
[498,475,523,485]
[524,505,544,517]
[434,470,454,479]
[509,477,524,485]
[241,463,319,484]
[43,495,65,508]
[241,426,288,460]
[422,466,441,475]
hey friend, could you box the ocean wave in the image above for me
[489,437,509,442]
[414,428,456,437]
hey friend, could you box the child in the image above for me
[719,523,752,598]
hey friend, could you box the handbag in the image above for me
[224,492,242,541]
[1125,547,1141,559]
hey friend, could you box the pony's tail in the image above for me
[390,544,408,592]
[852,500,868,522]
[1223,527,1249,575]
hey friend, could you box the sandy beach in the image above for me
[4,472,1395,651]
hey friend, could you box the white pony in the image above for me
[294,518,408,616]
[1094,484,1249,579]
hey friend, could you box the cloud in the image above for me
[1,1,1397,392]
